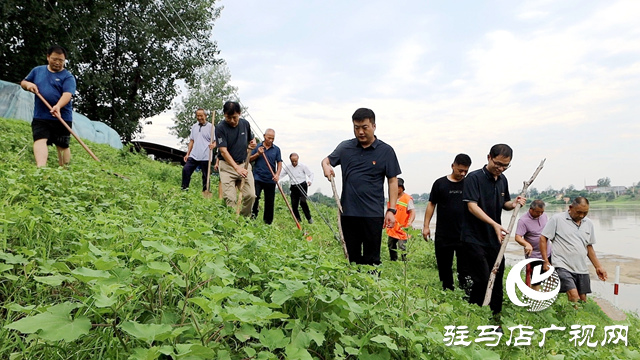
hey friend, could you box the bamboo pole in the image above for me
[235,150,252,215]
[260,151,302,230]
[482,159,546,306]
[35,93,100,162]
[329,175,349,260]
[203,110,216,198]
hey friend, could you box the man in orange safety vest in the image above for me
[386,178,416,261]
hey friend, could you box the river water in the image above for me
[413,204,640,314]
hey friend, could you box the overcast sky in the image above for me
[141,0,640,197]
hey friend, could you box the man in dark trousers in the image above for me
[460,144,525,325]
[21,45,76,167]
[182,108,215,192]
[216,101,257,216]
[281,153,315,224]
[321,108,401,265]
[250,128,282,224]
[422,153,472,291]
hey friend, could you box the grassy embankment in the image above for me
[0,118,638,359]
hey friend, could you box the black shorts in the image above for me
[31,118,72,148]
[556,267,591,294]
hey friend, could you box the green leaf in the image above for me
[235,323,259,342]
[0,253,29,265]
[146,261,172,275]
[128,347,161,360]
[285,345,313,360]
[4,302,90,342]
[93,293,117,308]
[259,328,290,350]
[370,335,398,350]
[5,303,36,313]
[225,305,274,323]
[71,267,112,282]
[0,263,13,272]
[174,343,215,358]
[120,321,173,344]
[34,274,73,286]
[546,355,565,360]
[141,241,176,255]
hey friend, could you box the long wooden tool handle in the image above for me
[205,110,216,192]
[482,159,546,306]
[330,176,343,213]
[261,151,302,230]
[35,92,100,162]
[329,175,349,260]
[236,149,252,215]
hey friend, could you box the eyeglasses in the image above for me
[49,58,65,63]
[491,158,511,170]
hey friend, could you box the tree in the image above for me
[170,64,239,144]
[597,177,611,187]
[1,0,223,142]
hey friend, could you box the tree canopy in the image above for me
[597,177,611,187]
[170,64,239,144]
[1,0,223,142]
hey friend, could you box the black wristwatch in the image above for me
[386,208,397,215]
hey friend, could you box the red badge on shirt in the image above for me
[372,161,376,165]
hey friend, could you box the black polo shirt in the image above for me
[215,118,254,164]
[328,137,401,217]
[460,165,511,248]
[428,176,465,244]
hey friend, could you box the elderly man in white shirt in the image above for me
[281,153,315,224]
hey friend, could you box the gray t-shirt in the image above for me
[188,122,213,161]
[541,211,596,274]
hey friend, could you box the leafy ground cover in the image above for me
[0,118,638,359]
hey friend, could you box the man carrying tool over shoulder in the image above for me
[249,128,282,224]
[181,108,216,192]
[386,178,415,261]
[21,45,76,167]
[215,101,257,216]
[321,108,401,266]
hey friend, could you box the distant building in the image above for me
[585,185,627,195]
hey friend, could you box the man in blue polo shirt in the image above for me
[250,128,282,224]
[21,45,76,167]
[460,144,525,321]
[321,108,401,265]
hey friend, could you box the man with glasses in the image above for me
[21,45,76,167]
[181,108,216,192]
[460,144,525,328]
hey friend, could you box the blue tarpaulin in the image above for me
[0,80,123,149]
